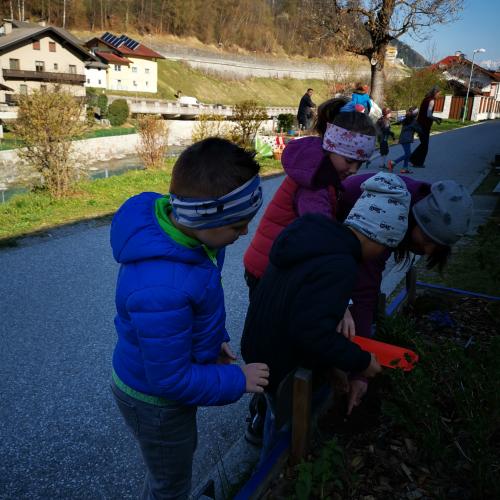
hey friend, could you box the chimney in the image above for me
[4,21,12,35]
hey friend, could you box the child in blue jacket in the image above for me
[110,138,269,499]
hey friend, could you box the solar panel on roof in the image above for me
[102,32,113,42]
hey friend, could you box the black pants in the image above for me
[243,270,268,428]
[409,130,430,166]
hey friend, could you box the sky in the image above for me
[401,0,500,68]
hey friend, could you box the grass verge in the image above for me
[0,157,283,243]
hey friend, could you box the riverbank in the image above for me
[0,158,283,243]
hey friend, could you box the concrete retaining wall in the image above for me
[0,119,277,183]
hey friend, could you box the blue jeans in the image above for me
[111,381,197,500]
[394,143,412,168]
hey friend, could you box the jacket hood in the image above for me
[270,213,361,269]
[282,136,326,188]
[110,192,208,265]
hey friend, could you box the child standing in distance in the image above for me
[110,138,269,499]
[376,108,395,170]
[351,82,372,114]
[244,98,377,286]
[389,107,422,174]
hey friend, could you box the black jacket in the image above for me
[297,93,315,121]
[241,214,371,394]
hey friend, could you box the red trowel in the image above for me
[352,336,419,371]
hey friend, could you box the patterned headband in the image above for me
[170,175,263,229]
[322,123,376,162]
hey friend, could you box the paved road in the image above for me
[0,120,498,499]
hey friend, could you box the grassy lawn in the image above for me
[0,157,283,243]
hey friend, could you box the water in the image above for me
[1,148,184,203]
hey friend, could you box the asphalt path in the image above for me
[0,120,498,499]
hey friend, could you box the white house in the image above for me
[85,33,163,93]
[0,19,97,103]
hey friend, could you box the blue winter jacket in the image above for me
[351,92,372,112]
[110,192,247,406]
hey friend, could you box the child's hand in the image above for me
[217,342,237,364]
[347,378,368,415]
[360,354,382,378]
[242,363,269,393]
[336,307,356,339]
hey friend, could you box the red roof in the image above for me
[117,43,163,59]
[432,55,498,81]
[91,33,163,60]
[95,50,131,65]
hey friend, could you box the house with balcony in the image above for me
[433,52,500,101]
[85,33,164,93]
[0,19,96,105]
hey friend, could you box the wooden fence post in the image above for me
[406,265,417,306]
[290,368,312,465]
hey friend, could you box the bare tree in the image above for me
[13,87,88,198]
[311,1,463,104]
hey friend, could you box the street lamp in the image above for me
[462,48,486,122]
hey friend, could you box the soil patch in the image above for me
[263,293,500,499]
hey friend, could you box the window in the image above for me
[145,81,149,86]
[19,84,28,95]
[87,78,90,84]
[114,65,121,72]
[133,81,137,86]
[35,61,45,72]
[49,41,56,52]
[145,68,150,74]
[53,63,58,70]
[68,65,76,74]
[132,66,137,73]
[33,40,40,50]
[9,58,20,70]
[98,79,102,85]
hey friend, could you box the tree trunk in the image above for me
[9,1,13,20]
[370,43,388,105]
[62,0,66,28]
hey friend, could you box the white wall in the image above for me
[85,67,107,88]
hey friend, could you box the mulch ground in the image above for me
[263,293,500,499]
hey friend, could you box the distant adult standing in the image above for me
[297,88,316,130]
[410,86,442,168]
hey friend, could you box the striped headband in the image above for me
[322,122,376,162]
[170,175,263,229]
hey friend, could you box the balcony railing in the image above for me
[2,69,85,84]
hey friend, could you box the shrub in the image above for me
[97,94,108,118]
[231,100,268,148]
[386,69,448,111]
[108,99,129,126]
[277,113,294,132]
[191,114,231,143]
[136,115,169,169]
[13,87,87,198]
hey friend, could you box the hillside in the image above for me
[111,59,333,106]
[391,39,429,68]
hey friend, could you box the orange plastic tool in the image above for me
[352,336,419,371]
